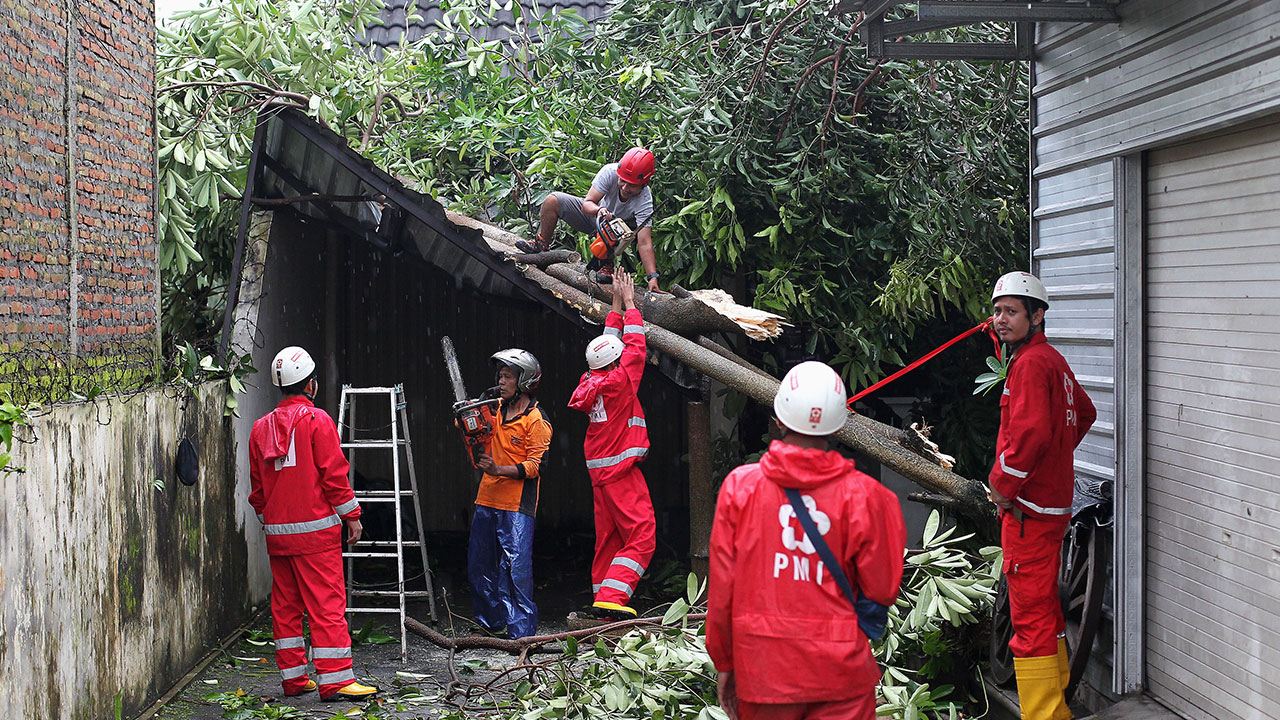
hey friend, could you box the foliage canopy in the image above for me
[158,0,1026,472]
[157,0,1028,369]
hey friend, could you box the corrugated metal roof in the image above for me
[360,0,607,52]
[256,109,584,324]
[249,109,703,392]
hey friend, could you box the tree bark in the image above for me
[505,257,994,521]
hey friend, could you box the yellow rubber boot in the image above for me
[591,601,638,621]
[1056,637,1070,689]
[1013,654,1073,720]
[326,681,379,701]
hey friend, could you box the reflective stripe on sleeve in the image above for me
[316,668,355,686]
[264,514,341,535]
[274,636,306,650]
[1016,497,1072,516]
[601,578,635,597]
[1002,387,1011,396]
[605,326,622,338]
[585,446,649,469]
[610,556,646,575]
[333,498,359,516]
[312,646,352,659]
[999,452,1029,479]
[592,583,603,594]
[623,324,646,335]
[627,417,646,428]
[280,665,309,680]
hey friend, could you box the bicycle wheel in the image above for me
[1059,520,1109,700]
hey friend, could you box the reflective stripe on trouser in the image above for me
[1001,512,1069,658]
[738,691,877,720]
[468,505,538,639]
[591,467,656,606]
[269,548,354,698]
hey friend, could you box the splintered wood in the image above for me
[685,288,789,340]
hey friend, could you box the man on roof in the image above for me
[516,147,663,292]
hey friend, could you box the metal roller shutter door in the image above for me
[1145,120,1280,720]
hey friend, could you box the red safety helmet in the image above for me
[617,147,656,186]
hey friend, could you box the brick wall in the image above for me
[0,0,156,364]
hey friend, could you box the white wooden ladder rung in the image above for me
[336,383,436,663]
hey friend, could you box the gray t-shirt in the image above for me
[592,163,654,230]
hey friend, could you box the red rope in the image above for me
[847,318,996,408]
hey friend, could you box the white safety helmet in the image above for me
[490,348,542,392]
[991,271,1049,307]
[585,335,625,370]
[271,346,316,388]
[773,361,848,436]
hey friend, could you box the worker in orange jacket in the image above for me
[708,360,906,720]
[249,346,378,701]
[568,272,656,620]
[987,273,1096,720]
[467,348,553,639]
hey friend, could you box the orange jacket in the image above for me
[249,396,360,556]
[474,398,552,516]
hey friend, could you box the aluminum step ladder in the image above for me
[337,384,436,662]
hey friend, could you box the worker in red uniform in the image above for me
[708,360,906,720]
[986,272,1096,720]
[467,348,552,639]
[249,346,378,702]
[568,272,657,620]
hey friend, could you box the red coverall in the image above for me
[249,396,362,699]
[568,307,656,608]
[988,333,1096,659]
[708,440,906,720]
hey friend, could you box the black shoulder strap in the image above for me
[784,487,890,641]
[784,488,858,607]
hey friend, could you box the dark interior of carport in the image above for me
[230,109,703,619]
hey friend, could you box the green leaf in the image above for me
[662,598,690,625]
[921,510,940,547]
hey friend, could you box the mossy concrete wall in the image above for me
[0,384,252,718]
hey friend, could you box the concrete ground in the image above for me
[145,531,691,720]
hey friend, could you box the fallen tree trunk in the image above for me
[541,262,746,337]
[502,254,993,521]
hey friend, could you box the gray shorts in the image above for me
[551,192,599,235]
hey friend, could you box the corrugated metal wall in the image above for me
[1033,0,1280,702]
[1145,119,1280,720]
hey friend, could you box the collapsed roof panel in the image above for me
[250,109,582,324]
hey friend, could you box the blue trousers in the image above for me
[468,505,538,638]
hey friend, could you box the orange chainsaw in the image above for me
[441,336,500,468]
[590,214,634,260]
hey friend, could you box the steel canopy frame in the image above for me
[835,0,1120,60]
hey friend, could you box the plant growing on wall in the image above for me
[0,396,36,473]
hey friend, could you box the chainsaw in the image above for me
[441,336,500,468]
[590,214,634,260]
